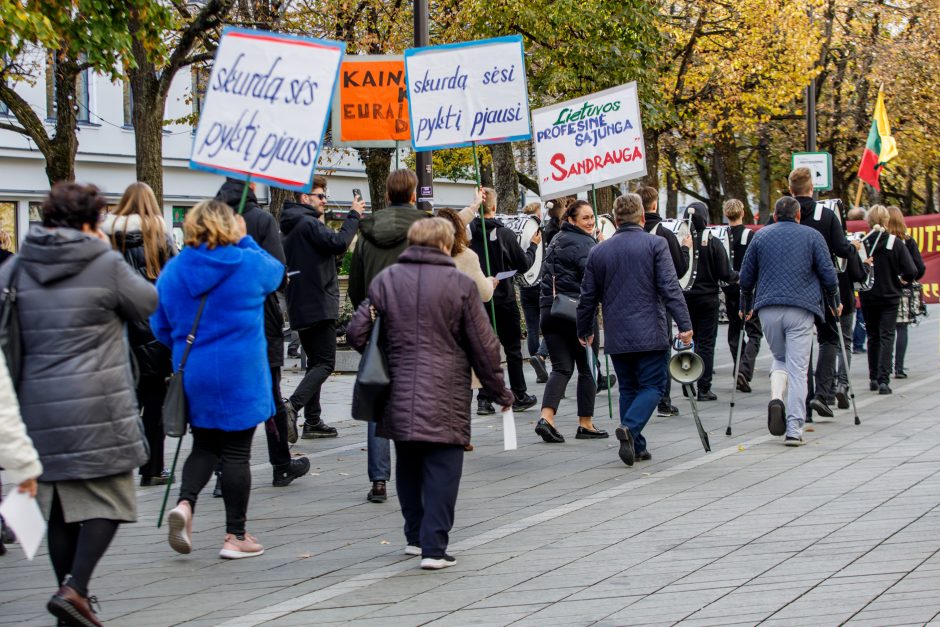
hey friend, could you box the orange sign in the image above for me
[337,57,410,144]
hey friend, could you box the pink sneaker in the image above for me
[167,501,193,555]
[220,533,264,559]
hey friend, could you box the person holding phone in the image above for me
[281,176,364,442]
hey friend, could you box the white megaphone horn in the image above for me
[668,337,704,384]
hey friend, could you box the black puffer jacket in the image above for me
[539,221,596,306]
[280,201,359,328]
[684,203,736,297]
[860,231,919,305]
[0,227,156,481]
[216,179,287,367]
[468,216,537,305]
[101,213,176,378]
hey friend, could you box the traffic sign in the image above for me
[792,151,833,191]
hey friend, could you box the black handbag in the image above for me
[0,260,22,386]
[351,308,390,422]
[550,275,579,323]
[162,295,208,438]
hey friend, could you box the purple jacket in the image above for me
[346,246,513,446]
[577,224,692,354]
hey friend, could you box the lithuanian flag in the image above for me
[857,89,897,191]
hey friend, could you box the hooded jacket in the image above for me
[346,246,513,445]
[644,212,690,280]
[683,203,737,297]
[0,226,156,482]
[215,179,287,366]
[468,216,537,305]
[348,203,428,308]
[280,201,360,328]
[151,236,284,431]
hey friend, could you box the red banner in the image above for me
[847,213,940,303]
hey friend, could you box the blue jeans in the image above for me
[610,350,668,454]
[394,441,463,558]
[368,421,390,482]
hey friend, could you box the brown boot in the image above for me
[367,481,387,503]
[47,584,103,627]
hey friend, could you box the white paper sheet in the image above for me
[494,270,517,282]
[0,489,46,560]
[502,409,517,451]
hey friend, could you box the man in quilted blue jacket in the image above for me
[739,196,840,446]
[577,193,692,467]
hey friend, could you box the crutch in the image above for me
[726,323,746,436]
[834,312,861,425]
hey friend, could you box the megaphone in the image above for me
[668,338,704,384]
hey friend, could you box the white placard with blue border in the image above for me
[189,27,345,192]
[404,35,531,152]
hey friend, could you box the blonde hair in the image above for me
[408,217,454,253]
[111,181,170,280]
[522,202,541,216]
[723,199,744,221]
[867,204,890,230]
[788,167,814,196]
[886,206,908,239]
[184,200,240,249]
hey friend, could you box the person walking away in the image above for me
[533,200,606,443]
[887,206,926,378]
[436,208,496,303]
[0,350,43,557]
[637,186,691,416]
[858,205,918,394]
[577,193,692,466]
[102,182,176,487]
[468,187,541,415]
[216,179,308,488]
[788,167,856,418]
[347,219,514,570]
[721,199,763,393]
[518,202,550,383]
[0,182,157,625]
[280,176,363,442]
[154,199,283,560]
[739,196,840,446]
[682,201,736,401]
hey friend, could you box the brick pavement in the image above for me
[1,311,939,626]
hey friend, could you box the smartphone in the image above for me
[352,188,362,201]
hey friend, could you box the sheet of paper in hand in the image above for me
[0,489,46,560]
[502,408,518,451]
[405,35,531,151]
[189,27,345,192]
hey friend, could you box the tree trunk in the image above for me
[714,124,750,219]
[268,187,292,221]
[928,167,938,214]
[490,142,518,214]
[357,148,393,212]
[665,168,678,218]
[757,128,770,224]
[642,129,659,188]
[591,186,616,216]
[904,171,914,215]
[130,66,167,204]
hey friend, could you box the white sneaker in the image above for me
[405,545,421,556]
[167,502,193,555]
[421,555,457,570]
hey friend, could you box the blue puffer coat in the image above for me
[151,236,283,431]
[577,224,692,354]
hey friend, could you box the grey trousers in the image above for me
[759,306,815,438]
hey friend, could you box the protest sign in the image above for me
[190,27,344,192]
[404,35,531,151]
[331,56,409,147]
[532,83,647,200]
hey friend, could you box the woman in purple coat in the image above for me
[347,218,513,570]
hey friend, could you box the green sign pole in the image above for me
[472,143,498,331]
[589,185,615,421]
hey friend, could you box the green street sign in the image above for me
[792,152,833,191]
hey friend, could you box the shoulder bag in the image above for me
[550,275,579,323]
[162,295,208,437]
[0,259,22,386]
[351,306,390,422]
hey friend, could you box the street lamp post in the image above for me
[414,0,434,212]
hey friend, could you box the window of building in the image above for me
[46,52,90,122]
[0,201,16,253]
[28,201,43,224]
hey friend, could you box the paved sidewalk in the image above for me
[2,312,939,626]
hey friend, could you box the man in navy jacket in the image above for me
[577,193,692,467]
[739,196,840,446]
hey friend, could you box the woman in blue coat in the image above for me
[152,199,283,560]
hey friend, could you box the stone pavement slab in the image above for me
[2,311,939,626]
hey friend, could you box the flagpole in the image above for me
[854,180,865,209]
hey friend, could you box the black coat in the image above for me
[539,221,596,306]
[905,238,926,281]
[543,217,562,247]
[644,213,690,279]
[280,201,359,328]
[216,179,287,367]
[860,232,919,306]
[796,196,855,264]
[468,216,536,305]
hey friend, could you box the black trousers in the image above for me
[895,323,909,372]
[179,426,256,535]
[265,367,291,470]
[724,290,763,382]
[137,375,167,477]
[813,306,840,402]
[684,293,719,391]
[290,320,337,423]
[519,286,547,358]
[47,489,119,597]
[862,301,899,385]
[394,441,464,559]
[479,300,527,400]
[540,307,596,417]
